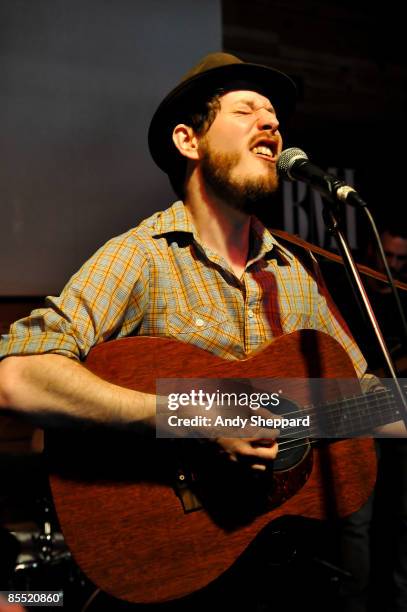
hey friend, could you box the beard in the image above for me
[199,141,279,214]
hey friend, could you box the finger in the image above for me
[255,426,280,439]
[243,435,278,444]
[252,438,276,446]
[251,463,267,471]
[249,441,279,460]
[242,426,280,440]
[236,440,278,461]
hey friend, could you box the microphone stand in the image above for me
[321,200,407,430]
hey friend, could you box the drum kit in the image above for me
[0,418,99,610]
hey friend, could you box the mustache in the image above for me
[249,132,279,149]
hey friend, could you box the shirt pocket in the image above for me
[167,305,229,336]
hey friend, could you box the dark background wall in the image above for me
[0,0,221,295]
[0,0,405,301]
[223,0,406,235]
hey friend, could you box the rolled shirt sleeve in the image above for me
[0,232,149,361]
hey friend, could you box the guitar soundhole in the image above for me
[270,397,310,472]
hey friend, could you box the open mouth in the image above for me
[251,140,277,162]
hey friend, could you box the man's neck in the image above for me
[184,187,251,280]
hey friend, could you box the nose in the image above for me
[256,108,279,132]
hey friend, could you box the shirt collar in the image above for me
[152,200,197,237]
[153,200,292,263]
[249,215,293,263]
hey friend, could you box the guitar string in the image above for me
[256,391,401,439]
[196,398,400,455]
[250,386,398,422]
[192,402,396,451]
[277,438,326,455]
[276,402,400,444]
[186,388,404,448]
[276,435,375,457]
[225,398,401,457]
[278,401,400,437]
[277,420,392,450]
[269,387,402,423]
[201,389,403,447]
[224,386,404,456]
[281,387,402,422]
[268,400,401,447]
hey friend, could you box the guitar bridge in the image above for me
[173,469,202,513]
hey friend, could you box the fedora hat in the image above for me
[148,52,297,175]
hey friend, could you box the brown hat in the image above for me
[148,52,297,175]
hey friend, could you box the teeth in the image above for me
[252,145,273,157]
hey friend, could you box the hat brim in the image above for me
[148,61,297,175]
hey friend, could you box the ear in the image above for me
[172,124,200,161]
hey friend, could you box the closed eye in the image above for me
[233,105,277,118]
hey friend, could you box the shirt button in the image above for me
[195,318,204,327]
[247,309,254,318]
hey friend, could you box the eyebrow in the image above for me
[233,98,276,114]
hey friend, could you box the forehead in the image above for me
[219,90,274,109]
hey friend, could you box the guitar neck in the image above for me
[308,385,405,438]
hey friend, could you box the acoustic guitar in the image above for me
[47,330,403,604]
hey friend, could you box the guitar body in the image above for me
[47,330,376,604]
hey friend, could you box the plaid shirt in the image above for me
[0,200,367,377]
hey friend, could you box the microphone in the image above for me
[277,147,366,207]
